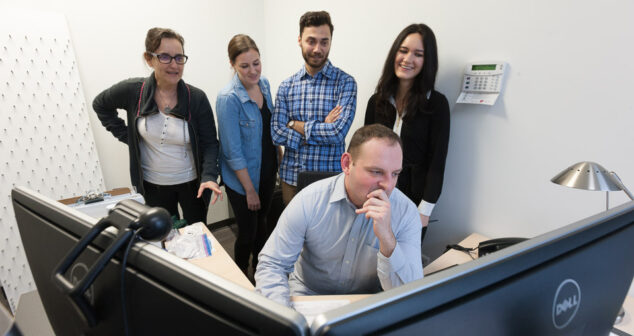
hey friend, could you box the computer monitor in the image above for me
[14,185,634,335]
[311,201,634,335]
[12,187,307,335]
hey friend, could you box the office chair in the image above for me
[296,171,340,192]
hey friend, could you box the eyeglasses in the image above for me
[149,52,188,65]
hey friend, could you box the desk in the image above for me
[57,187,133,205]
[184,224,255,291]
[615,295,634,335]
[424,233,489,275]
[58,188,145,219]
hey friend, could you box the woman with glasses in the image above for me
[93,27,222,225]
[216,35,280,278]
[364,24,450,245]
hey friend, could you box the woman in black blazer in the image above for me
[365,23,450,244]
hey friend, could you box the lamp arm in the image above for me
[610,172,634,200]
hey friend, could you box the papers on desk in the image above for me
[64,190,145,219]
[292,299,350,326]
[164,223,214,259]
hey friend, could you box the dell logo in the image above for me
[556,295,579,315]
[552,279,581,329]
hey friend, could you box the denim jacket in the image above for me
[216,74,275,195]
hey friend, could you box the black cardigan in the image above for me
[92,73,219,202]
[364,91,450,207]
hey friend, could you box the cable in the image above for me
[121,228,143,336]
[446,244,477,260]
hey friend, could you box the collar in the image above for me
[389,90,433,115]
[138,72,189,118]
[231,73,267,104]
[389,90,433,106]
[299,59,334,80]
[329,173,355,208]
[389,96,407,119]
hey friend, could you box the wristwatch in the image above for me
[287,120,295,128]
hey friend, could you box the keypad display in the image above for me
[462,74,502,93]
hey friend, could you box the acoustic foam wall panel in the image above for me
[0,10,105,312]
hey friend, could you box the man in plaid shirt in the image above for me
[272,10,357,205]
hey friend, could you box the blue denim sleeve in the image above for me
[216,93,247,172]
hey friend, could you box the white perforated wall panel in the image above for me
[0,10,105,313]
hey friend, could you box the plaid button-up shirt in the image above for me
[272,60,357,186]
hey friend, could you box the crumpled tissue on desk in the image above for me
[164,222,214,259]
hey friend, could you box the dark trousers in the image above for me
[281,181,298,206]
[142,179,207,225]
[226,175,276,273]
[421,225,428,246]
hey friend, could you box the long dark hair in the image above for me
[374,23,438,120]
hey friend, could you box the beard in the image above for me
[302,48,329,70]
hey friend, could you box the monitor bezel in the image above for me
[12,186,307,335]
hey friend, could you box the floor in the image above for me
[209,222,257,282]
[209,223,238,259]
[0,287,10,318]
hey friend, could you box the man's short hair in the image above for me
[347,124,402,160]
[299,11,334,36]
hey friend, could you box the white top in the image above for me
[137,111,196,185]
[389,95,435,217]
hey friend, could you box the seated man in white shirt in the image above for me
[255,124,423,307]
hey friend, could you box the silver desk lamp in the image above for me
[551,161,634,210]
[551,161,634,324]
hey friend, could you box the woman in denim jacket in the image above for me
[216,35,281,278]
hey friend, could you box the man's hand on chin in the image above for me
[355,189,396,257]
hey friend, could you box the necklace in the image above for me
[156,88,176,114]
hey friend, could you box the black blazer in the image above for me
[364,91,450,206]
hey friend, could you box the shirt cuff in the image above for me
[285,128,301,150]
[377,243,405,275]
[418,200,435,217]
[303,120,316,141]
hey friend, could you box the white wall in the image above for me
[4,0,266,222]
[262,0,634,259]
[4,0,634,259]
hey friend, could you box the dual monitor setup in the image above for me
[11,186,634,335]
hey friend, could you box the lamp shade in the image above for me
[551,161,622,191]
